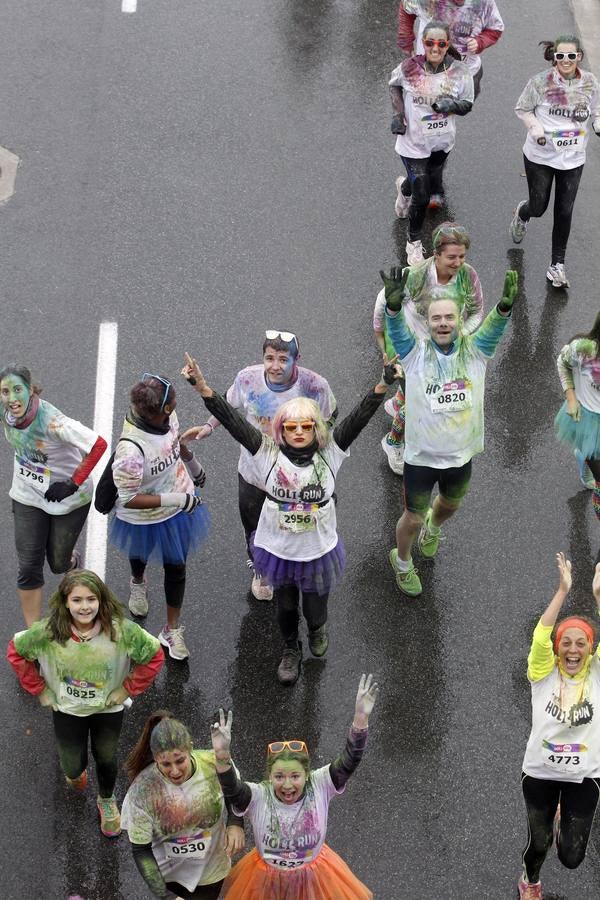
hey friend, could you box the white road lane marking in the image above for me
[84,322,118,580]
[122,0,137,12]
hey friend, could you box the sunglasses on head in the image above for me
[268,740,308,754]
[424,38,449,49]
[554,52,578,61]
[282,420,315,434]
[142,373,172,412]
[265,330,299,352]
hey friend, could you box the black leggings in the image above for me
[130,558,186,608]
[238,473,267,561]
[276,584,328,646]
[520,155,584,264]
[165,880,224,899]
[400,150,450,241]
[585,458,600,481]
[12,499,90,589]
[521,773,600,883]
[53,709,124,797]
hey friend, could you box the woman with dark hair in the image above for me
[511,35,600,288]
[109,374,210,661]
[389,19,474,264]
[121,711,244,900]
[555,313,600,507]
[7,569,163,837]
[518,553,600,899]
[210,674,378,899]
[0,364,107,625]
[373,221,484,474]
[182,354,395,685]
[397,1,504,99]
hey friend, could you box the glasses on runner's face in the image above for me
[423,39,449,49]
[268,740,308,754]
[554,52,578,61]
[282,421,315,434]
[142,373,172,412]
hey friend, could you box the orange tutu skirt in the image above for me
[221,844,372,900]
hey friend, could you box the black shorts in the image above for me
[403,460,472,517]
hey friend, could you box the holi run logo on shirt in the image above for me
[545,692,594,727]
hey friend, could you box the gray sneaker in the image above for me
[128,577,148,617]
[546,263,569,288]
[510,201,528,243]
[277,643,302,685]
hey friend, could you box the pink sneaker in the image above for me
[517,875,542,899]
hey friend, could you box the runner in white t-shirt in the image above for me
[182,332,336,603]
[122,712,245,900]
[389,19,474,265]
[0,365,107,626]
[182,353,394,685]
[518,553,600,900]
[397,1,504,97]
[510,34,600,289]
[210,674,378,900]
[381,266,516,597]
[554,313,600,514]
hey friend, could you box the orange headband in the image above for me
[554,617,595,652]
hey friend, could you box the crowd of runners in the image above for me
[3,3,600,899]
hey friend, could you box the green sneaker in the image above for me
[418,508,441,558]
[389,549,422,596]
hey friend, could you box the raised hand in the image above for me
[382,354,401,385]
[379,267,409,312]
[556,551,572,595]
[593,562,600,605]
[498,270,518,313]
[353,673,379,728]
[210,708,233,758]
[181,353,212,396]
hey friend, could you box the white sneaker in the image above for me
[384,398,396,417]
[381,436,404,475]
[406,239,424,266]
[128,577,148,617]
[394,177,411,218]
[546,262,569,288]
[159,625,189,660]
[251,573,274,601]
[510,201,528,243]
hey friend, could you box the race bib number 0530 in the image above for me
[166,830,211,859]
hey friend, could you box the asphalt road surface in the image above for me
[1,1,599,898]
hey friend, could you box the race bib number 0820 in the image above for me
[429,379,472,414]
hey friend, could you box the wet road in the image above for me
[1,1,599,898]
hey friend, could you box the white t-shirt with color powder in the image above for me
[4,399,97,514]
[244,437,348,561]
[225,366,336,483]
[121,750,232,892]
[233,765,344,870]
[389,56,474,158]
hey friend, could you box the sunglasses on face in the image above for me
[142,372,172,412]
[423,39,449,49]
[268,740,308,754]
[554,52,578,61]
[282,421,315,434]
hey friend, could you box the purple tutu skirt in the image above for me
[109,504,210,565]
[251,537,346,596]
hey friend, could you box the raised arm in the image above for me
[329,674,379,790]
[211,709,253,812]
[332,372,392,452]
[471,270,517,358]
[181,353,262,455]
[528,553,572,682]
[380,267,417,360]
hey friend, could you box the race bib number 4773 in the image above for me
[542,739,587,774]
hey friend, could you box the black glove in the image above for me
[391,114,406,135]
[379,267,409,312]
[45,479,79,502]
[431,96,455,115]
[383,359,400,385]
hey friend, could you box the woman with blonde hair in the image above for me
[181,353,395,685]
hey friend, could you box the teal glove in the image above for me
[379,267,409,312]
[497,270,518,313]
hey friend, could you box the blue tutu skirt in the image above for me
[109,504,210,565]
[251,537,346,596]
[555,402,600,460]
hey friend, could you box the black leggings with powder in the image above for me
[276,583,328,646]
[53,709,124,797]
[400,150,450,241]
[130,558,186,608]
[521,772,600,883]
[520,155,584,265]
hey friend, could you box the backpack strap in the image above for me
[116,437,145,458]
